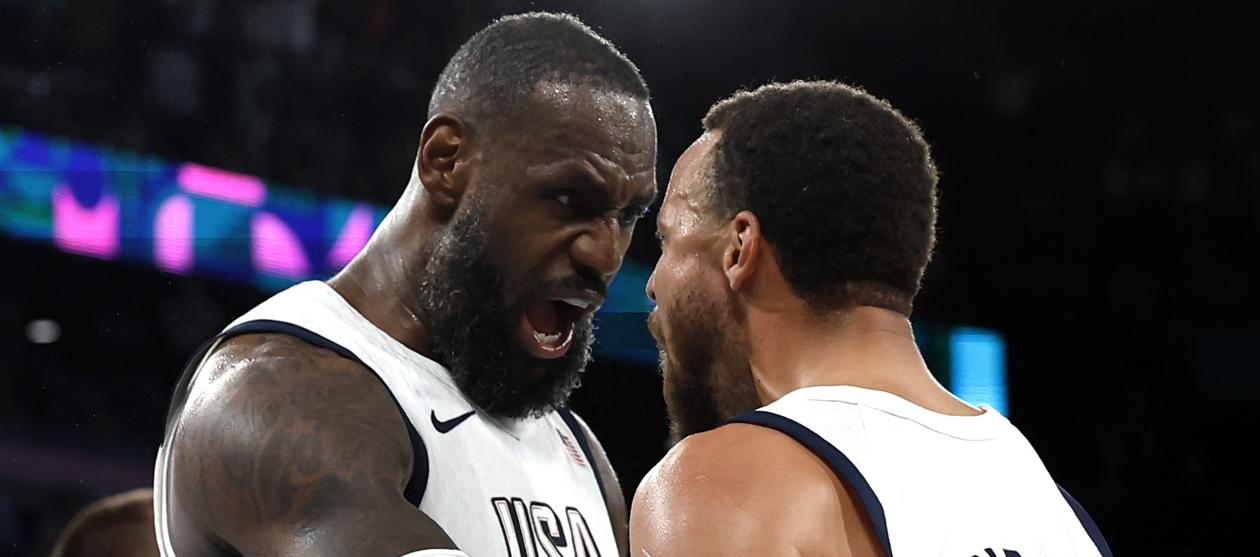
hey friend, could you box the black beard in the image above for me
[659,287,761,441]
[417,204,594,420]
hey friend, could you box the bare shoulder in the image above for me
[631,424,878,556]
[168,332,427,551]
[635,423,836,516]
[172,332,413,486]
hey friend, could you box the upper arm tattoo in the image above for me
[171,334,451,554]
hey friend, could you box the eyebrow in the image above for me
[624,188,657,214]
[556,163,657,215]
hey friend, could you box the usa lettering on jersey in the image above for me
[971,549,1021,557]
[491,497,601,557]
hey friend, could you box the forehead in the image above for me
[502,82,657,180]
[533,81,656,144]
[659,132,720,232]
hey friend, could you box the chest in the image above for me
[413,411,616,557]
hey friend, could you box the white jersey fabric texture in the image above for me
[155,281,616,557]
[730,385,1112,557]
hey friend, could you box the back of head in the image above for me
[50,489,158,557]
[428,12,649,130]
[703,80,939,315]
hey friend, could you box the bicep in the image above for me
[628,431,824,556]
[171,339,457,555]
[629,479,797,556]
[249,494,456,557]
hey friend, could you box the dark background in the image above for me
[2,0,1258,554]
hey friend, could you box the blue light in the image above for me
[949,326,1008,415]
[0,126,657,357]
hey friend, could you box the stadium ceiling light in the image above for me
[25,319,61,344]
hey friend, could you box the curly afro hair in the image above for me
[702,80,939,315]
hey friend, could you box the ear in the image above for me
[417,112,472,212]
[723,210,763,292]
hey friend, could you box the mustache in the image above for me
[519,271,608,302]
[646,310,662,342]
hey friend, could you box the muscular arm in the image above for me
[168,334,458,556]
[568,412,629,557]
[629,424,883,557]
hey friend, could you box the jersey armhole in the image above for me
[727,410,894,557]
[556,407,608,505]
[1057,485,1113,557]
[163,318,429,507]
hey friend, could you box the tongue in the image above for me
[525,299,561,335]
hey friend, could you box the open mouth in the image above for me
[517,292,600,359]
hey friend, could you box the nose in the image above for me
[646,265,657,302]
[570,216,623,285]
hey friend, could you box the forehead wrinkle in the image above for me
[530,92,655,175]
[526,153,654,209]
[659,179,708,239]
[673,185,710,235]
[517,85,656,206]
[537,142,655,205]
[546,128,654,170]
[659,133,721,238]
[587,149,658,204]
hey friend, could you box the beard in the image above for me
[655,284,762,442]
[417,201,595,420]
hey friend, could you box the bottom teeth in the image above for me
[534,330,563,346]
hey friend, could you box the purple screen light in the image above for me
[154,195,195,274]
[1,127,385,289]
[52,183,120,260]
[327,204,375,269]
[177,163,267,207]
[251,211,313,279]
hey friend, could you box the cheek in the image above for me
[487,228,554,287]
[653,251,687,296]
[656,253,724,311]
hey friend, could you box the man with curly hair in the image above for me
[632,81,1111,556]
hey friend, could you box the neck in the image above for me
[747,304,979,416]
[328,186,436,356]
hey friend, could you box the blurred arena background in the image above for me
[1,0,1257,554]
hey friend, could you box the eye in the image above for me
[618,205,649,226]
[552,190,576,207]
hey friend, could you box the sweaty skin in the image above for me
[162,83,656,557]
[631,424,881,557]
[168,333,451,556]
[633,132,974,555]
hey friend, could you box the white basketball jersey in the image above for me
[155,281,617,557]
[730,385,1111,557]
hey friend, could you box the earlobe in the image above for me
[724,211,761,291]
[417,113,470,211]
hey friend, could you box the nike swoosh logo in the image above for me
[431,410,476,433]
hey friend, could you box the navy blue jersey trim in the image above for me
[728,410,894,557]
[557,407,609,506]
[166,319,429,507]
[1058,485,1112,557]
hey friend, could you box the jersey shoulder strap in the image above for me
[162,318,429,506]
[556,407,608,503]
[727,409,894,557]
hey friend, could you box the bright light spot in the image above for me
[26,319,61,344]
[949,326,1008,415]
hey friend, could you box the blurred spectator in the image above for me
[48,488,158,557]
